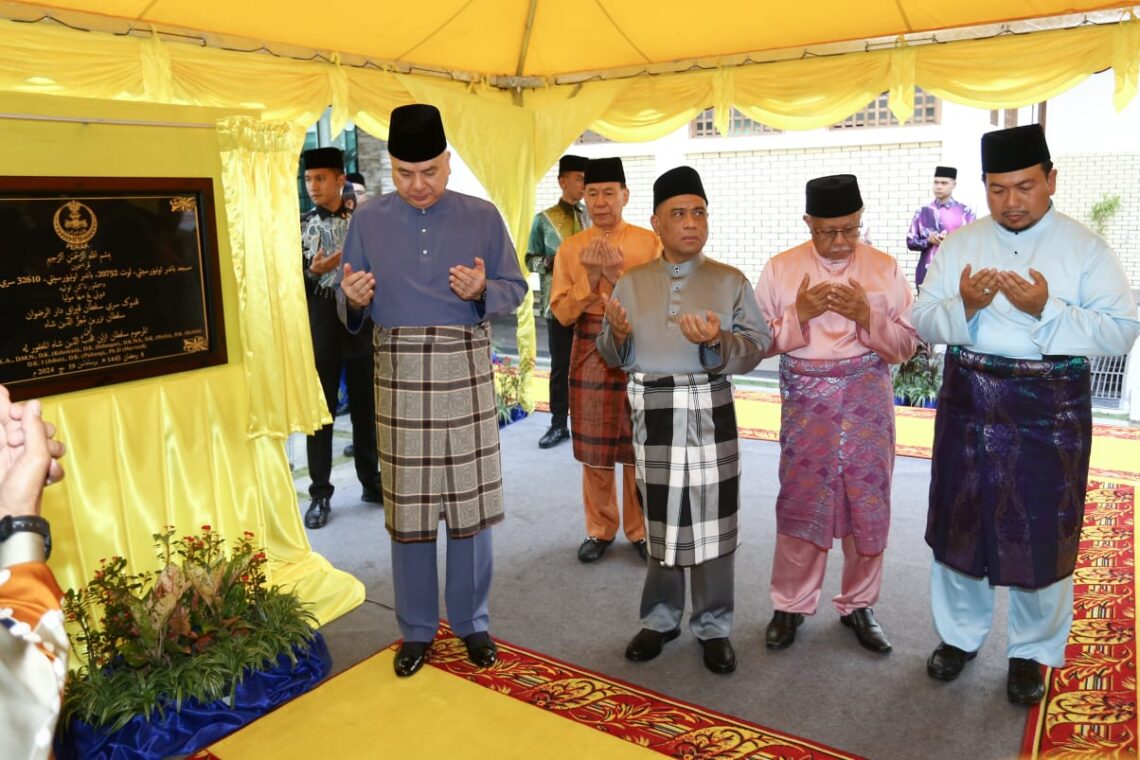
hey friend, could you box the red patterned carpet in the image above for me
[1021,480,1138,758]
[413,623,863,760]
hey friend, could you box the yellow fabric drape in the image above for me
[216,116,329,436]
[40,366,364,627]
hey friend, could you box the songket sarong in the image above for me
[628,372,739,568]
[926,346,1091,589]
[373,323,504,542]
[776,352,894,555]
[569,313,634,467]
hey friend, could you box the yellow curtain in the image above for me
[216,116,328,436]
[39,366,364,627]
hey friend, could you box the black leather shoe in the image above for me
[538,425,570,449]
[634,539,648,561]
[625,627,681,662]
[577,536,613,563]
[304,497,331,529]
[1007,657,1046,705]
[463,632,498,668]
[343,444,355,457]
[926,643,977,681]
[361,489,383,505]
[765,611,804,650]
[700,637,737,674]
[839,607,892,654]
[393,641,429,677]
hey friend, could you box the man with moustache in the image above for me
[550,157,661,564]
[755,175,917,655]
[299,147,382,529]
[339,104,527,678]
[598,167,769,674]
[915,124,1140,704]
[526,154,589,450]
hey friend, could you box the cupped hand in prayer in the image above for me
[341,263,376,308]
[795,274,831,323]
[449,257,487,301]
[603,294,632,345]
[679,310,721,345]
[996,268,1048,319]
[959,264,999,320]
[827,278,871,330]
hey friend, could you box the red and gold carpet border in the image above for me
[422,622,863,760]
[1020,480,1138,758]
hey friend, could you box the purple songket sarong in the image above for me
[776,352,894,555]
[926,346,1092,589]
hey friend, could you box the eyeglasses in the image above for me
[810,224,862,240]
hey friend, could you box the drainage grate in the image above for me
[1090,354,1128,409]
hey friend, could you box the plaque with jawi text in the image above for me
[0,177,227,400]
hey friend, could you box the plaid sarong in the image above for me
[568,313,633,467]
[373,323,504,542]
[776,352,894,555]
[628,372,740,568]
[926,346,1092,589]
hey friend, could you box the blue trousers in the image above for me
[390,529,493,643]
[930,561,1072,667]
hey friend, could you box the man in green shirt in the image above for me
[526,154,588,449]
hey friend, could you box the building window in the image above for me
[830,87,940,129]
[690,108,781,137]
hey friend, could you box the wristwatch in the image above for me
[0,515,52,560]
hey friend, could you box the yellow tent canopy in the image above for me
[1,0,1137,622]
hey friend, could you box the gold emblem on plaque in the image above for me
[52,200,98,249]
[183,336,208,352]
[170,196,197,212]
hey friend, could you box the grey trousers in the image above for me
[639,553,734,639]
[390,528,493,642]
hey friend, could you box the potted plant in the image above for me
[492,353,532,426]
[56,525,329,759]
[892,342,944,408]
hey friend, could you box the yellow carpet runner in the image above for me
[195,622,860,759]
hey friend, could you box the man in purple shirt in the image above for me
[339,104,527,678]
[907,166,976,286]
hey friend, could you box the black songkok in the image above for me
[584,157,625,185]
[805,174,863,218]
[934,166,957,179]
[558,155,588,175]
[346,171,367,188]
[653,166,707,210]
[388,104,447,162]
[981,124,1051,174]
[302,148,344,173]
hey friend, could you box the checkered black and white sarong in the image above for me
[373,323,504,542]
[628,372,740,567]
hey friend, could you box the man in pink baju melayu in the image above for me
[754,174,917,654]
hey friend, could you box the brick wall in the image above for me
[688,142,944,284]
[1052,152,1140,287]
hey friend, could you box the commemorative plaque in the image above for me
[0,177,227,400]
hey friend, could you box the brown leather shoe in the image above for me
[625,627,681,662]
[1007,657,1045,705]
[927,642,977,681]
[393,641,429,677]
[765,611,804,650]
[839,607,892,653]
